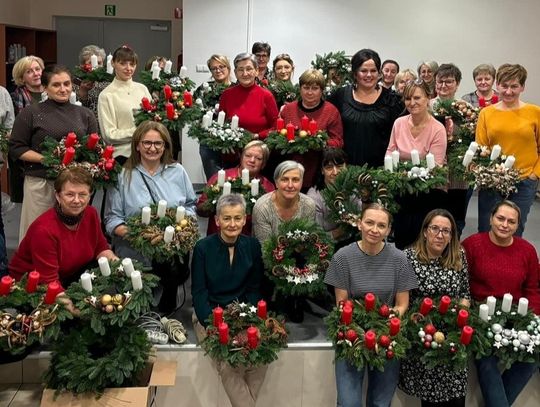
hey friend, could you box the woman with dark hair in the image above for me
[328,48,404,167]
[463,200,540,406]
[272,53,294,83]
[251,41,272,84]
[9,64,98,242]
[380,59,400,90]
[98,45,152,164]
[399,209,470,407]
[105,120,197,313]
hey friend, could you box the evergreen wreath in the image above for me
[404,296,490,371]
[196,82,231,110]
[139,69,196,95]
[40,133,122,189]
[72,65,114,84]
[310,50,352,96]
[267,80,299,107]
[201,301,288,368]
[265,128,329,155]
[325,294,410,371]
[262,219,333,297]
[188,120,253,154]
[125,206,200,263]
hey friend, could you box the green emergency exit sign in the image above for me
[105,5,116,16]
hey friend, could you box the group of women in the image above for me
[0,42,539,407]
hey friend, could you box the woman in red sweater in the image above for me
[462,200,539,407]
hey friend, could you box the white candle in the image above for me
[98,257,111,277]
[462,149,474,167]
[504,155,515,169]
[222,181,232,195]
[231,115,239,130]
[391,150,400,168]
[179,66,188,79]
[122,258,135,277]
[384,155,393,172]
[410,149,420,165]
[195,98,203,107]
[425,152,436,170]
[80,272,92,292]
[157,200,167,218]
[69,92,77,104]
[176,206,186,222]
[164,60,172,74]
[517,297,529,316]
[151,60,159,70]
[217,111,226,126]
[501,293,513,313]
[479,304,489,321]
[106,59,114,74]
[469,141,479,153]
[151,66,161,80]
[241,168,250,185]
[251,178,260,196]
[217,169,226,187]
[130,270,143,291]
[106,54,113,64]
[490,144,501,161]
[141,206,151,225]
[163,225,175,243]
[90,54,98,69]
[202,114,212,129]
[486,296,497,316]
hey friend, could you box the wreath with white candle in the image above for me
[188,119,253,154]
[265,127,329,154]
[262,219,334,297]
[72,65,114,84]
[125,204,200,263]
[201,301,288,368]
[325,293,410,371]
[139,67,196,95]
[40,133,122,189]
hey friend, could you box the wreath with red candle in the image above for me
[265,120,329,155]
[187,120,254,154]
[404,296,490,371]
[262,219,334,297]
[201,301,288,368]
[40,133,122,189]
[325,293,410,371]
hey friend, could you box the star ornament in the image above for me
[493,341,503,349]
[249,306,257,314]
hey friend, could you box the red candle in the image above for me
[105,158,116,172]
[165,102,175,120]
[286,122,295,141]
[163,84,172,101]
[183,91,193,107]
[419,297,433,316]
[64,132,77,148]
[460,325,474,345]
[308,119,317,134]
[44,281,62,304]
[62,147,75,166]
[439,295,451,314]
[213,306,223,327]
[26,271,40,293]
[344,299,354,310]
[364,330,376,349]
[218,322,229,344]
[247,326,258,349]
[86,133,99,150]
[0,276,13,296]
[103,145,114,159]
[341,304,353,325]
[457,309,469,327]
[364,293,376,312]
[300,115,309,131]
[257,300,267,319]
[276,117,285,131]
[389,317,400,336]
[141,97,152,110]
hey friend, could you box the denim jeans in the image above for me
[478,178,539,236]
[474,356,536,407]
[335,358,400,407]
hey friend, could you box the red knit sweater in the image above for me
[219,84,278,138]
[462,232,540,314]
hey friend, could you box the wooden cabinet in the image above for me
[0,24,57,91]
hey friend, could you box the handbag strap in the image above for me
[138,169,159,204]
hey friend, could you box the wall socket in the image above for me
[196,64,209,73]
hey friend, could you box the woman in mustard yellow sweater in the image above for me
[476,63,540,235]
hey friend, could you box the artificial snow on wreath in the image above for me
[325,293,409,371]
[188,113,253,154]
[139,64,196,95]
[262,219,334,297]
[201,301,288,368]
[267,80,299,107]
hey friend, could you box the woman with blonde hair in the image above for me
[417,60,439,98]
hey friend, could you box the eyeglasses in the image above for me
[436,79,456,86]
[255,53,269,59]
[61,192,90,201]
[427,225,452,236]
[141,140,165,149]
[210,65,227,73]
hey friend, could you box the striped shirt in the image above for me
[324,242,418,306]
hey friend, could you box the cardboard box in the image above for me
[40,360,177,407]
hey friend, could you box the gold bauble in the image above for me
[105,304,114,313]
[180,219,188,227]
[33,321,41,330]
[101,294,112,306]
[299,130,308,138]
[280,129,287,136]
[113,294,124,305]
[117,305,124,312]
[434,331,445,344]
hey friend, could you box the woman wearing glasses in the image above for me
[399,209,470,407]
[279,69,343,190]
[386,80,447,249]
[105,120,197,313]
[463,200,540,406]
[252,42,272,84]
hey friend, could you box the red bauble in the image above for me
[423,341,432,349]
[337,331,345,340]
[424,324,437,336]
[345,329,358,342]
[379,304,390,318]
[386,350,394,359]
[378,335,391,348]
